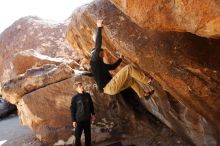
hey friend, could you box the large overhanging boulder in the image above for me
[66,0,220,145]
[111,0,220,38]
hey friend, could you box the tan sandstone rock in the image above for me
[111,0,220,38]
[66,0,220,145]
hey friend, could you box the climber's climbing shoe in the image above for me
[144,90,155,100]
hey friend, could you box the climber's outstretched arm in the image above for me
[91,20,103,61]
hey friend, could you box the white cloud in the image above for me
[0,0,93,33]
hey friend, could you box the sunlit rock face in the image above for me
[111,0,220,38]
[0,16,80,83]
[66,0,220,145]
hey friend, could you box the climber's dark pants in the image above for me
[74,120,91,146]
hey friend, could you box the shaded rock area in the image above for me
[1,64,191,146]
[0,16,81,84]
[111,0,220,38]
[0,96,16,119]
[66,0,220,145]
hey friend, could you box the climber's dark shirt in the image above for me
[90,27,122,91]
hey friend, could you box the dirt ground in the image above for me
[0,114,192,146]
[0,114,41,146]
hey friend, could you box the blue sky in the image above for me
[0,0,93,33]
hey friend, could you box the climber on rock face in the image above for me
[90,20,154,100]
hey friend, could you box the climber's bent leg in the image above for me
[104,64,150,96]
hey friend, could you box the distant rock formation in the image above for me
[0,16,81,83]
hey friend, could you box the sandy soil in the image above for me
[0,114,41,146]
